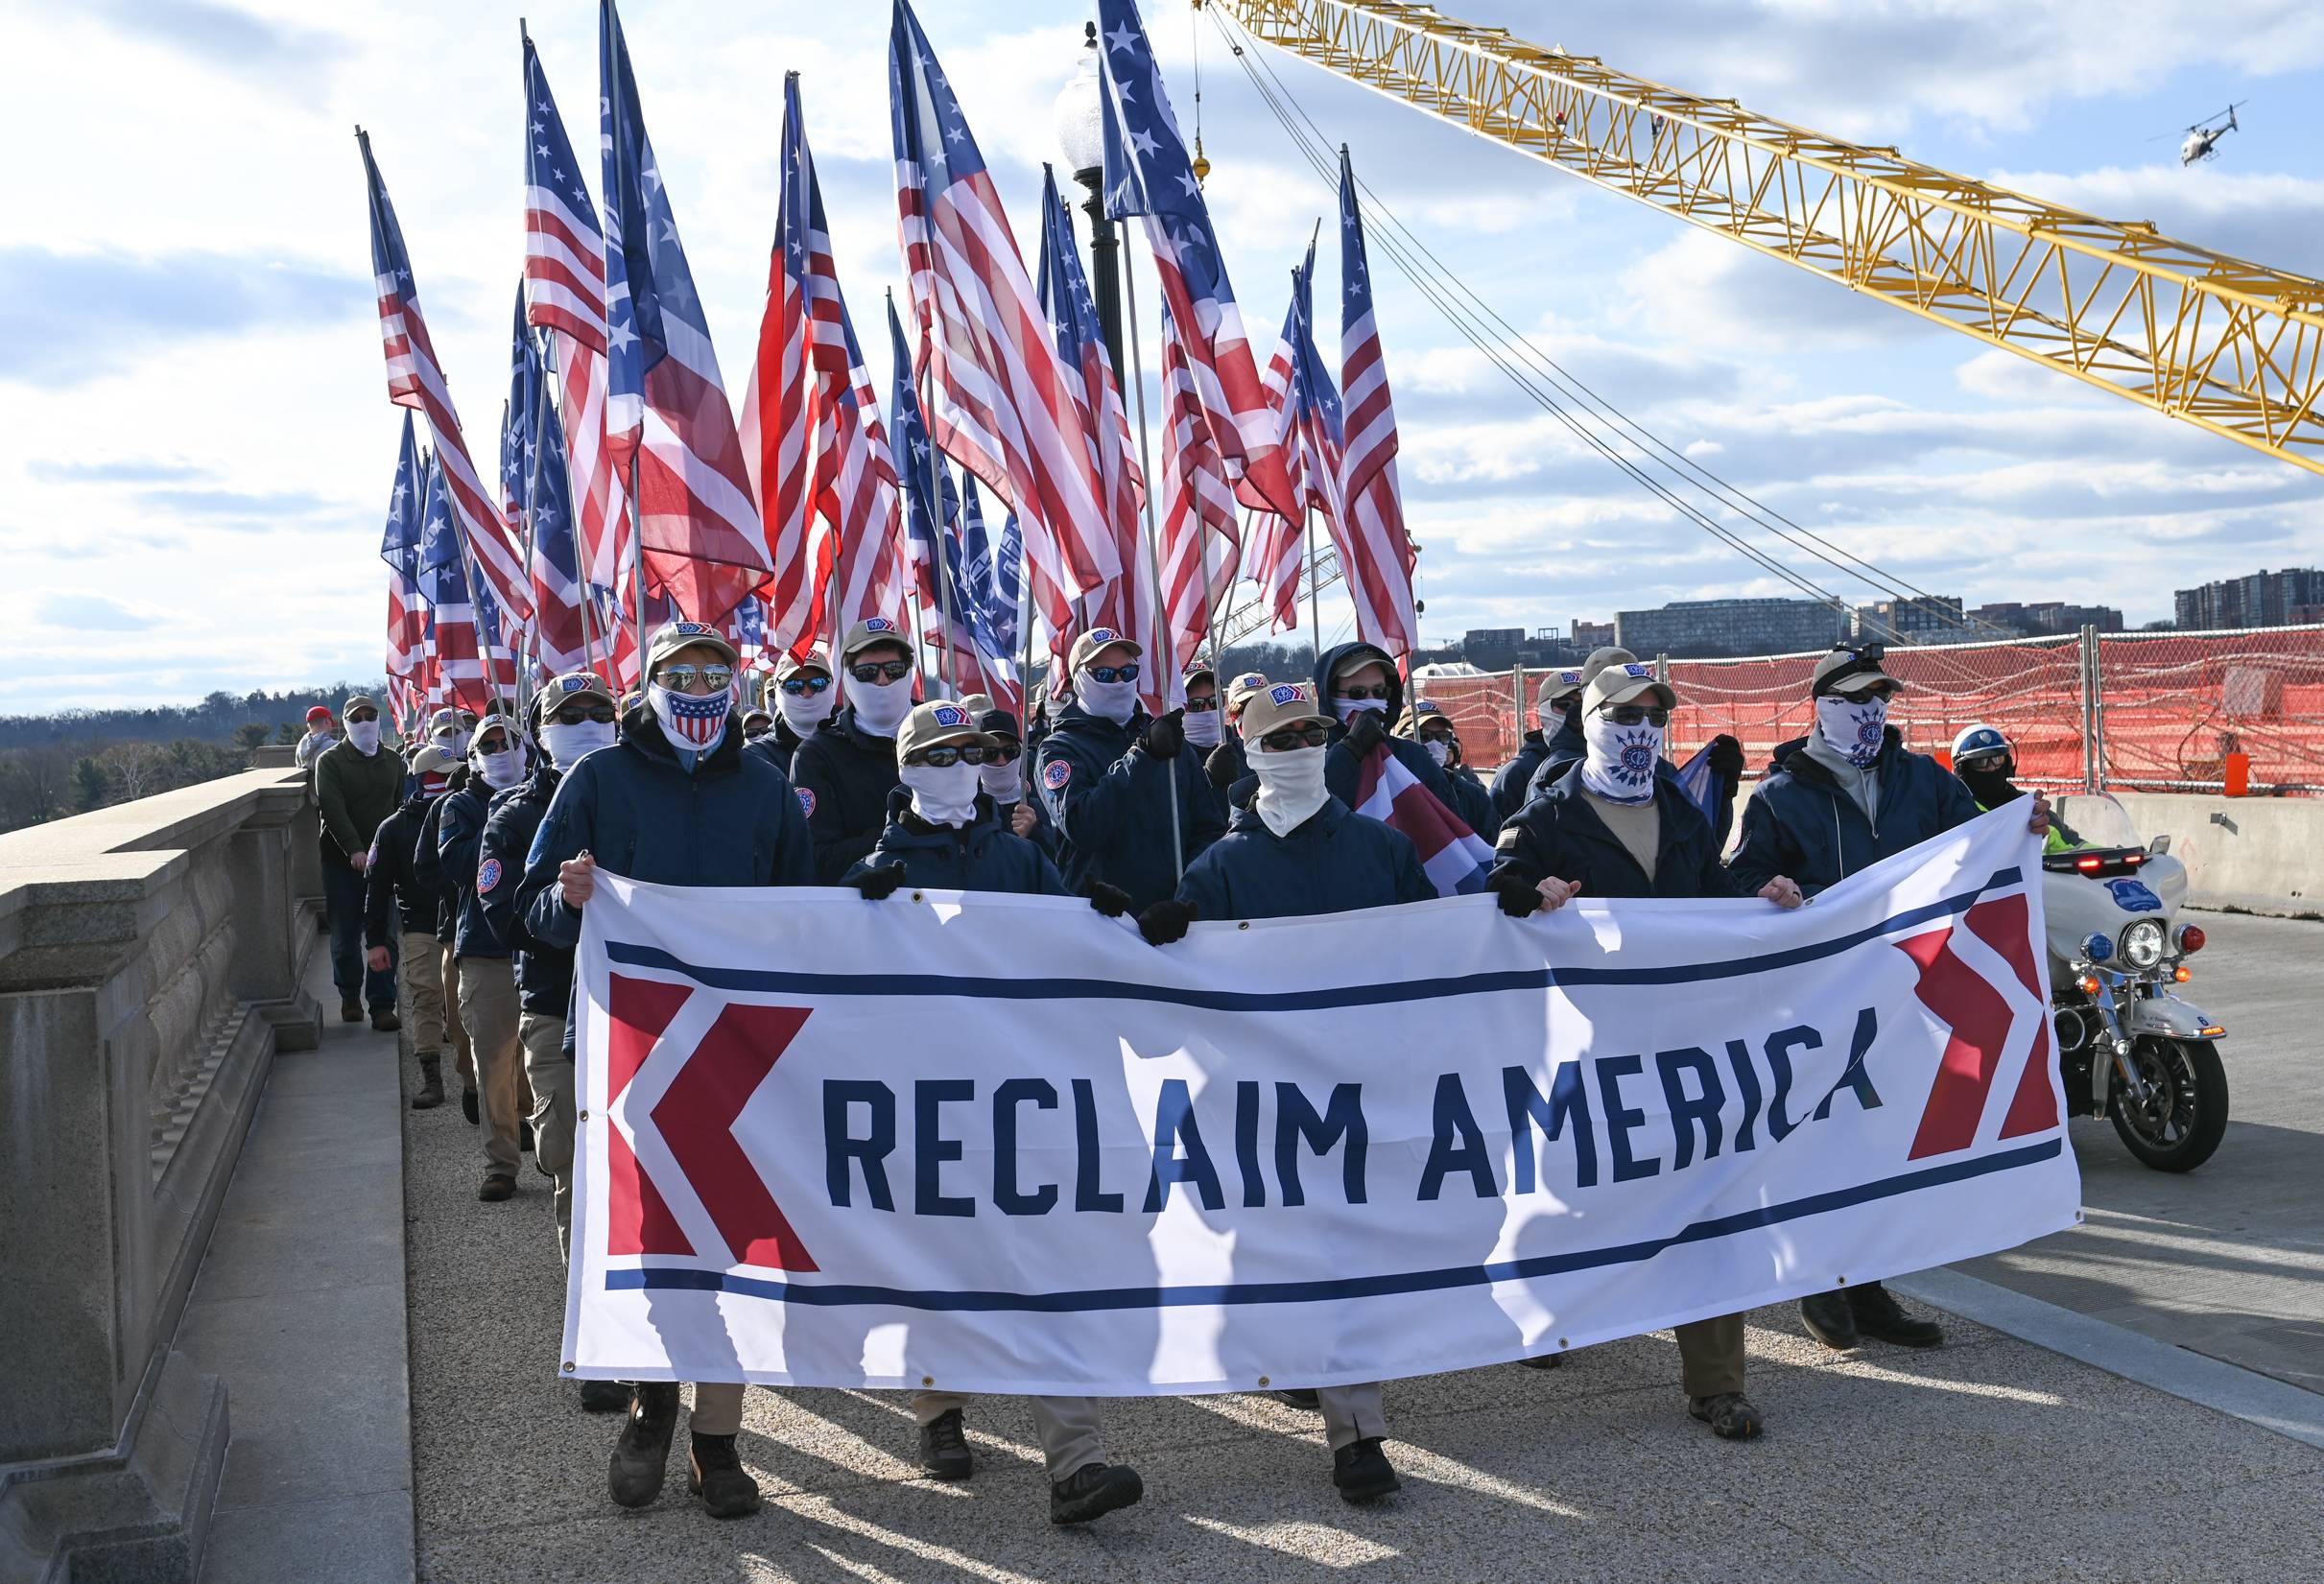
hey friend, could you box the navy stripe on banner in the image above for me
[605,1137,2061,1313]
[605,866,2024,1011]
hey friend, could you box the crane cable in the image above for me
[1208,5,2021,643]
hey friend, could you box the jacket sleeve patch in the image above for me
[795,786,817,817]
[1043,760,1073,792]
[476,857,503,893]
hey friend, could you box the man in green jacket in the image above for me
[314,692,407,1027]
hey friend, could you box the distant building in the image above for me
[1969,601,2124,637]
[2172,568,2324,630]
[1852,596,1970,646]
[1461,627,1527,669]
[1614,597,1845,659]
[1571,619,1616,651]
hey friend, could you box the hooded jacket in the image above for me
[409,773,463,944]
[1311,642,1463,815]
[1519,711,1596,804]
[1035,699,1227,912]
[363,787,445,946]
[1726,726,1980,897]
[1490,728,1552,822]
[518,705,817,953]
[1443,760,1500,841]
[742,716,812,781]
[1177,795,1432,921]
[437,779,514,961]
[788,705,903,884]
[849,789,1074,897]
[1489,764,1741,902]
[478,764,569,1016]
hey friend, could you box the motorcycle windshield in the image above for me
[2055,793,2144,851]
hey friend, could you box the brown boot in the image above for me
[411,1054,446,1111]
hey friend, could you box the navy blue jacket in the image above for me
[1489,766,1741,901]
[848,791,1073,897]
[1726,727,1980,897]
[410,776,463,944]
[1491,729,1552,822]
[742,718,811,782]
[363,791,444,946]
[438,781,512,961]
[1521,714,1592,804]
[788,706,900,884]
[1177,796,1433,921]
[1312,642,1463,813]
[989,786,1060,862]
[1443,761,1500,841]
[518,706,817,953]
[1035,701,1226,912]
[478,765,568,1016]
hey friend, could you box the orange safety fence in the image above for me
[1408,624,2324,795]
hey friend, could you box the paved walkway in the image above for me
[400,1047,2324,1582]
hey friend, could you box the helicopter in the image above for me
[2157,103,2246,166]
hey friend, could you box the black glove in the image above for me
[1143,707,1186,760]
[1137,898,1198,945]
[1205,743,1240,792]
[1488,867,1542,918]
[1343,707,1387,760]
[1085,881,1132,918]
[846,863,908,901]
[1708,733,1745,780]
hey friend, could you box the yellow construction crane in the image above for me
[1208,0,2324,480]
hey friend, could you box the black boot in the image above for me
[411,1055,445,1111]
[1050,1462,1144,1525]
[1273,1388,1321,1409]
[340,998,363,1023]
[370,1007,401,1033]
[1332,1438,1400,1503]
[1799,1290,1860,1351]
[608,1383,680,1507]
[687,1431,762,1520]
[578,1378,630,1413]
[461,1087,479,1125]
[1847,1283,1945,1347]
[1516,1353,1562,1371]
[916,1407,973,1480]
[1689,1391,1766,1440]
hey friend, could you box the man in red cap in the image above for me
[295,704,340,769]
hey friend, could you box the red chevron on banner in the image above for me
[606,974,696,1258]
[1897,895,2049,1160]
[652,1003,819,1271]
[1967,894,2064,1140]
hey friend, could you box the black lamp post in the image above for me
[1053,21,1126,373]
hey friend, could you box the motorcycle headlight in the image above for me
[2120,919,2166,970]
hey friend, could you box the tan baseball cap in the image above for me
[1539,667,1586,710]
[1238,680,1331,742]
[1396,697,1453,735]
[646,620,739,674]
[1067,626,1141,673]
[536,671,615,722]
[1222,671,1270,717]
[840,617,913,661]
[407,745,455,777]
[1579,646,1638,685]
[775,645,834,681]
[1584,661,1676,715]
[896,699,996,762]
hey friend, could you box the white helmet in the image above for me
[1951,722,2010,768]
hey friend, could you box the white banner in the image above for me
[563,805,2077,1395]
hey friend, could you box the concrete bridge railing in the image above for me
[0,765,321,1584]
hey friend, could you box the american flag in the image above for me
[1155,303,1241,668]
[1035,169,1165,712]
[521,35,633,611]
[1352,744,1494,897]
[379,413,431,686]
[743,77,909,663]
[526,326,596,678]
[1241,279,1309,632]
[889,0,1119,648]
[413,454,488,712]
[359,129,534,629]
[1096,0,1298,523]
[931,470,1024,714]
[888,293,952,619]
[1336,148,1419,655]
[600,0,771,627]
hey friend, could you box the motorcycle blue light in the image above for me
[2084,932,2113,962]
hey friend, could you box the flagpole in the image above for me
[627,461,648,676]
[1305,503,1321,672]
[914,362,961,691]
[539,330,606,680]
[1118,236,1183,880]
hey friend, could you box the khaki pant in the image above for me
[522,1012,575,1257]
[457,957,531,1176]
[441,941,475,1089]
[1674,1312,1746,1400]
[912,1391,1106,1479]
[692,1383,744,1436]
[397,930,447,1056]
[1318,1383,1387,1453]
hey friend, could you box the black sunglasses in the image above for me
[982,743,1021,767]
[1184,696,1220,712]
[906,745,989,768]
[779,674,833,695]
[551,704,618,726]
[1336,683,1391,701]
[1084,663,1140,684]
[1258,723,1330,752]
[1603,705,1671,728]
[849,660,913,684]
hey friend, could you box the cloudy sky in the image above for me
[6,0,2324,711]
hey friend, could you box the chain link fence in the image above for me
[1407,624,2324,795]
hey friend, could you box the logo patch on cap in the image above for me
[1086,627,1119,644]
[1623,664,1652,677]
[1415,699,1444,715]
[931,704,969,727]
[795,787,816,817]
[865,617,895,633]
[673,621,715,636]
[1558,671,1581,686]
[476,858,503,893]
[1043,760,1073,791]
[556,675,588,694]
[1232,673,1266,690]
[1268,683,1302,705]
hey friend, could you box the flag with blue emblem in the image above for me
[380,413,430,688]
[526,325,595,679]
[414,453,487,709]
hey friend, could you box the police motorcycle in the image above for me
[2043,793,2227,1171]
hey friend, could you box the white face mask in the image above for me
[775,684,834,737]
[1579,708,1663,805]
[471,744,527,791]
[1814,695,1888,769]
[1076,672,1139,726]
[1334,695,1388,722]
[1183,706,1223,749]
[540,720,615,771]
[435,727,471,758]
[1423,738,1452,768]
[900,761,980,827]
[849,673,915,736]
[979,758,1021,802]
[1249,744,1330,838]
[648,682,730,756]
[345,720,381,755]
